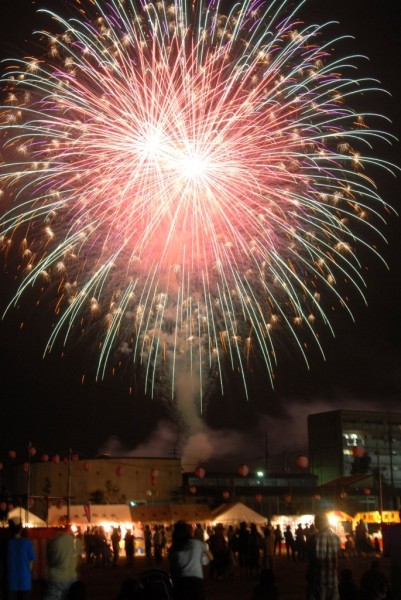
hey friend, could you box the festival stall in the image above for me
[6,507,47,528]
[271,510,353,546]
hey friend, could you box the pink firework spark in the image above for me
[0,0,397,406]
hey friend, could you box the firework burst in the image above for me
[0,0,397,407]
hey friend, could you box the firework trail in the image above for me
[0,0,396,408]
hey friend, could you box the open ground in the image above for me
[30,553,392,600]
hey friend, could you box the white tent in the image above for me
[7,507,46,528]
[212,502,267,525]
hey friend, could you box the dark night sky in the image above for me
[0,0,400,470]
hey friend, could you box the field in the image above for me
[29,552,392,600]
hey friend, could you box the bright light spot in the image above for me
[178,152,209,181]
[141,129,164,158]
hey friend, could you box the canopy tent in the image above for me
[130,503,212,524]
[7,507,46,528]
[212,502,267,525]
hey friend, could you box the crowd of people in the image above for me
[112,515,393,600]
[1,512,401,599]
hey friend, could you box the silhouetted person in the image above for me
[284,525,295,561]
[124,529,135,565]
[111,528,121,566]
[383,509,401,597]
[338,568,358,600]
[115,578,144,600]
[273,525,283,556]
[250,568,278,600]
[360,560,390,600]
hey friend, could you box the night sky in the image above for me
[0,0,400,471]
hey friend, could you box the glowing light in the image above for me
[0,0,397,407]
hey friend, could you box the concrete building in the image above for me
[308,409,401,506]
[9,456,183,519]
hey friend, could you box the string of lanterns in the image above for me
[0,444,163,513]
[0,447,130,478]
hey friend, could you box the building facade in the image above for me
[184,471,319,517]
[308,409,401,505]
[6,456,183,519]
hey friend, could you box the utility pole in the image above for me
[26,442,33,527]
[67,449,72,527]
[388,418,396,508]
[260,433,269,475]
[376,442,383,522]
[257,433,270,517]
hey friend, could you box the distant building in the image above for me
[7,456,183,519]
[308,409,401,505]
[184,470,319,516]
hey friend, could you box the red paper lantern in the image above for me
[52,454,60,464]
[195,467,206,479]
[41,454,49,462]
[71,453,79,462]
[237,464,250,477]
[296,455,309,469]
[116,466,123,477]
[0,502,6,511]
[222,491,230,500]
[314,494,321,501]
[8,450,16,459]
[364,488,371,496]
[255,494,263,503]
[28,447,36,457]
[22,462,29,472]
[83,461,91,471]
[284,494,292,503]
[189,486,197,494]
[7,503,14,511]
[352,446,365,458]
[0,462,3,470]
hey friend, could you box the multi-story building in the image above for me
[308,409,401,506]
